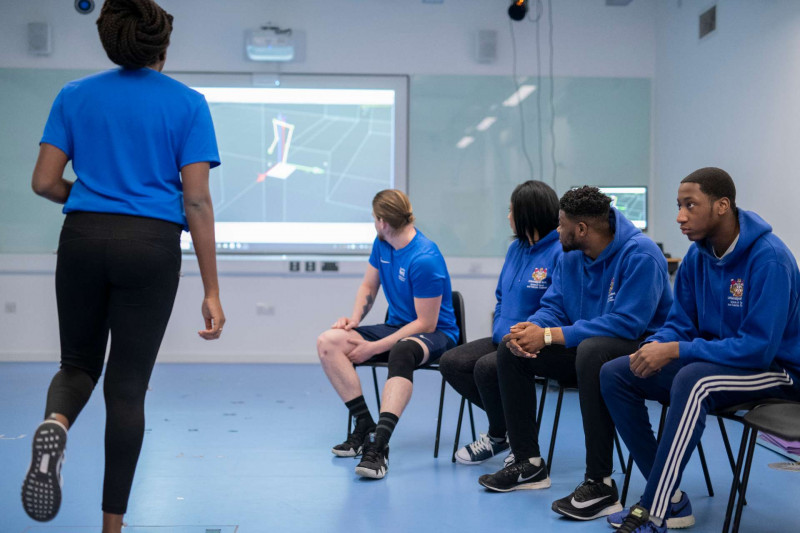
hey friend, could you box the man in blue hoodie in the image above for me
[600,168,800,533]
[478,186,673,522]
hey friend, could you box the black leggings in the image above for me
[438,337,505,438]
[45,212,181,515]
[497,336,642,480]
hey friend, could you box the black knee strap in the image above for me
[387,339,425,383]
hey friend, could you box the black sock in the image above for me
[375,411,399,447]
[345,396,375,429]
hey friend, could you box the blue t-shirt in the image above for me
[493,230,563,344]
[368,230,459,344]
[41,68,220,229]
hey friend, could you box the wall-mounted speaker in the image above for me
[27,22,52,56]
[476,30,497,64]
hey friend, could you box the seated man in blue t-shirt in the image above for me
[316,189,459,479]
[600,168,800,533]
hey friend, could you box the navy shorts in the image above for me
[353,323,456,364]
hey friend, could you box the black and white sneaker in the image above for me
[332,421,375,457]
[551,479,623,520]
[478,458,550,492]
[455,433,510,465]
[355,433,389,479]
[22,419,68,522]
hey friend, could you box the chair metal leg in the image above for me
[718,416,746,505]
[719,417,737,473]
[537,379,549,427]
[723,426,751,533]
[657,403,668,441]
[614,432,627,474]
[546,386,565,470]
[434,376,446,458]
[467,402,476,441]
[452,396,467,463]
[697,441,714,497]
[620,453,635,506]
[731,429,759,533]
[371,366,381,412]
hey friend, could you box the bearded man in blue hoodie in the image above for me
[600,168,800,533]
[478,186,673,522]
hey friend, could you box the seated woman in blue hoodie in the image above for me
[478,186,673,524]
[439,180,562,465]
[600,168,800,533]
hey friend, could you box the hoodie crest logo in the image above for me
[730,278,744,298]
[728,278,744,308]
[527,267,550,290]
[607,277,616,303]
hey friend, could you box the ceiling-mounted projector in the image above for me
[246,25,294,62]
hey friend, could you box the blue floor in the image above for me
[1,363,798,532]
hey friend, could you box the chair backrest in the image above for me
[451,290,466,346]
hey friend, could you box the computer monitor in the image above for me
[598,186,647,230]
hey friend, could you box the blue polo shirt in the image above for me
[41,68,220,229]
[368,230,459,344]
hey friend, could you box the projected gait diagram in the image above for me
[207,103,394,225]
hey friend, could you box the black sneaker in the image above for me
[551,479,623,520]
[355,433,389,479]
[332,420,375,457]
[478,458,550,492]
[22,420,68,522]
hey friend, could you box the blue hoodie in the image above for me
[493,230,563,344]
[530,208,673,347]
[647,210,800,377]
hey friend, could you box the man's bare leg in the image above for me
[317,328,365,402]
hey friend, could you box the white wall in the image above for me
[0,0,657,362]
[651,0,800,258]
[0,0,656,77]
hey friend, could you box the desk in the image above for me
[667,257,681,276]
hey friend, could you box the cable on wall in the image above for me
[533,0,544,183]
[547,0,557,187]
[508,18,536,181]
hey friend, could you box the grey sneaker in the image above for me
[22,420,67,522]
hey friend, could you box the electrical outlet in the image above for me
[4,302,16,313]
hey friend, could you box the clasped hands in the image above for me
[629,341,678,378]
[502,322,544,359]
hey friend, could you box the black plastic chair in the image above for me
[723,401,800,533]
[348,290,467,458]
[543,380,628,474]
[619,402,715,507]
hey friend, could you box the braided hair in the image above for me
[96,0,173,69]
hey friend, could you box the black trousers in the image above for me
[496,336,642,480]
[45,212,181,514]
[438,337,506,438]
